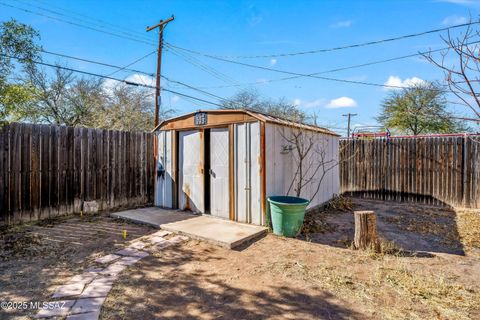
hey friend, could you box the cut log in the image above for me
[353,210,380,252]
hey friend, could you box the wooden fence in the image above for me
[340,135,480,209]
[0,123,155,226]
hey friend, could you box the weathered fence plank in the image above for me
[0,123,155,226]
[340,135,480,209]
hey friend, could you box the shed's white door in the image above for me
[178,130,204,213]
[210,128,230,219]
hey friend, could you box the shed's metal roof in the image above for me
[154,109,340,136]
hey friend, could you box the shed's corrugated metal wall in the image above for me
[234,122,263,225]
[155,130,173,208]
[265,123,339,209]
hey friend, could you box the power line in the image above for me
[0,1,156,46]
[38,48,234,103]
[41,49,156,77]
[3,0,467,91]
[165,20,480,59]
[38,46,460,95]
[167,43,446,91]
[2,53,225,108]
[198,41,480,89]
[106,51,157,77]
[161,74,230,103]
[20,0,152,42]
[166,46,238,85]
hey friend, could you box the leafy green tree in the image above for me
[0,19,41,123]
[377,83,466,135]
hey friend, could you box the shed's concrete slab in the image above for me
[111,207,195,228]
[111,207,267,249]
[161,216,268,249]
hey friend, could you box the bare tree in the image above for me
[279,127,340,201]
[94,83,175,131]
[222,89,307,122]
[25,66,105,126]
[423,23,480,120]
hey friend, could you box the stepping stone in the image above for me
[115,248,149,258]
[70,273,97,284]
[80,281,113,298]
[52,283,85,298]
[118,255,144,266]
[128,241,148,250]
[168,235,189,244]
[148,236,169,244]
[70,297,106,315]
[85,267,104,273]
[151,230,171,238]
[66,311,100,320]
[52,273,96,298]
[99,262,128,277]
[34,300,75,318]
[94,254,121,264]
[153,241,174,250]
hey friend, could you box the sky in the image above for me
[1,0,480,135]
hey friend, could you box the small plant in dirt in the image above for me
[323,195,354,212]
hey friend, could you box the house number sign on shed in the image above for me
[194,112,208,126]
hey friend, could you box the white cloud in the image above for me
[102,73,156,96]
[293,98,325,108]
[102,78,118,93]
[330,20,352,28]
[125,74,156,87]
[384,76,426,90]
[269,58,277,66]
[171,95,180,104]
[442,14,468,25]
[326,97,357,109]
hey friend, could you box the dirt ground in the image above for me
[1,198,480,319]
[101,198,480,320]
[0,214,156,319]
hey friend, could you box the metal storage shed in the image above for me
[153,109,340,226]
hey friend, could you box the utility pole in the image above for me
[342,113,357,138]
[147,15,174,127]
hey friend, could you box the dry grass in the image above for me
[456,209,480,249]
[376,264,480,320]
[265,253,480,319]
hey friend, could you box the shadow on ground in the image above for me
[101,244,363,320]
[298,197,465,256]
[0,214,155,319]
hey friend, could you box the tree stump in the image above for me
[353,210,380,252]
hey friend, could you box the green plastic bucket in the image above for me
[268,196,310,237]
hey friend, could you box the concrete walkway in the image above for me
[35,231,189,320]
[112,207,268,249]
